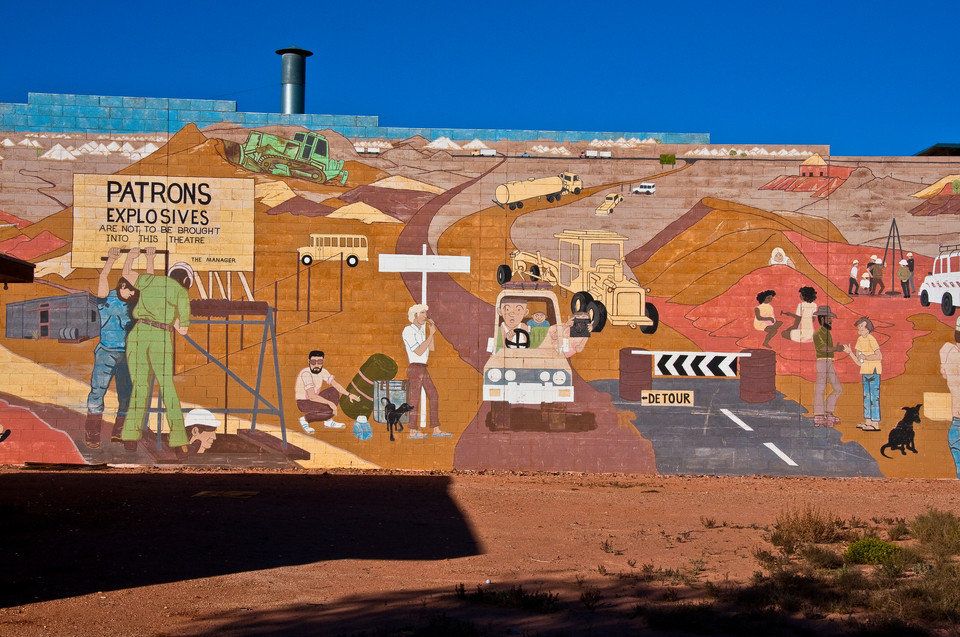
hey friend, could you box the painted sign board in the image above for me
[640,390,694,406]
[71,174,255,271]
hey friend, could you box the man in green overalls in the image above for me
[120,247,194,453]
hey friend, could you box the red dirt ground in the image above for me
[1,468,958,636]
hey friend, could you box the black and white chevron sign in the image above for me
[654,352,739,377]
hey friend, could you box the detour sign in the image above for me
[640,390,694,405]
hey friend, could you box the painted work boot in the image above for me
[110,417,126,443]
[84,414,102,449]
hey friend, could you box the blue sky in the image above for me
[0,0,954,156]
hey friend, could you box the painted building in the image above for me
[799,153,856,179]
[1,92,959,478]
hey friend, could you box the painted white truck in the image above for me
[920,244,960,316]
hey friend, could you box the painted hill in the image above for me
[370,175,445,195]
[395,135,430,149]
[0,209,32,230]
[0,209,33,245]
[263,196,338,218]
[908,193,960,216]
[327,201,400,224]
[911,176,960,199]
[339,186,435,223]
[0,231,67,261]
[628,198,848,305]
[254,180,297,207]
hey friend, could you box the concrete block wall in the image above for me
[2,91,959,479]
[0,93,709,144]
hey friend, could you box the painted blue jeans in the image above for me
[949,418,960,479]
[861,373,880,422]
[87,346,132,417]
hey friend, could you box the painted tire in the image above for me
[639,303,659,334]
[586,300,607,333]
[571,291,594,313]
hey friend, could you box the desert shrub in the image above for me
[833,564,871,592]
[770,506,843,554]
[876,563,960,624]
[910,508,960,560]
[888,520,910,541]
[799,544,843,569]
[733,570,841,614]
[753,546,788,571]
[637,602,783,635]
[845,537,901,565]
[455,583,558,614]
[411,615,483,637]
[579,585,602,611]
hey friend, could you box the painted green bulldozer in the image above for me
[223,130,349,185]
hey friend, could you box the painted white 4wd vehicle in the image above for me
[483,283,575,430]
[920,244,960,316]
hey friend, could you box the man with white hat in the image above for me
[180,408,220,457]
[848,259,859,296]
[120,248,194,453]
[896,259,912,298]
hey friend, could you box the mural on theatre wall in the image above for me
[1,122,960,478]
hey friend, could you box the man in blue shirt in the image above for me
[84,247,148,449]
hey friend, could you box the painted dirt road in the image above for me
[395,162,657,473]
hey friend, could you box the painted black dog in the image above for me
[382,397,414,442]
[880,404,921,458]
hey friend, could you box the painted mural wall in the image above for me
[1,94,959,478]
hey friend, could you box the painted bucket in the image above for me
[372,380,410,424]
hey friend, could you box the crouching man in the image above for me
[295,350,359,434]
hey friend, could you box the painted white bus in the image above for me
[298,234,369,267]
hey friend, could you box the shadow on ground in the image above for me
[0,472,479,607]
[169,579,933,637]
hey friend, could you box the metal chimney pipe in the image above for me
[275,47,313,114]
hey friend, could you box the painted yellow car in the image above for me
[595,192,623,215]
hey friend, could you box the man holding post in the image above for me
[120,247,194,453]
[402,304,450,438]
